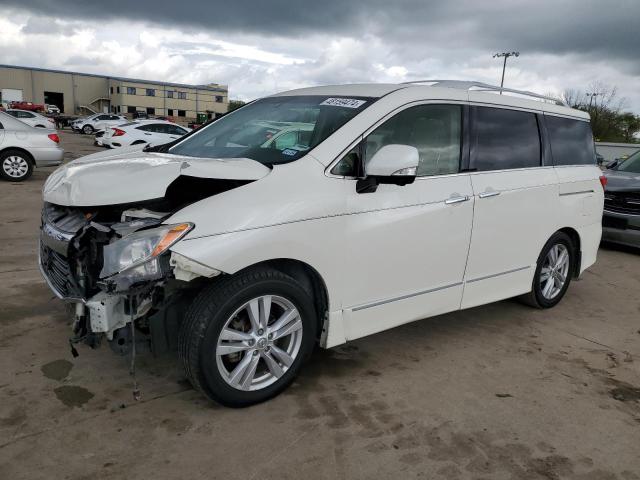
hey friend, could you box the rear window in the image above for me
[545,115,595,165]
[472,107,541,171]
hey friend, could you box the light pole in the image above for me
[493,51,520,92]
[586,92,599,110]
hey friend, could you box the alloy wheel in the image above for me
[540,244,570,300]
[2,155,29,179]
[215,295,303,391]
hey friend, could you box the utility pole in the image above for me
[493,51,520,92]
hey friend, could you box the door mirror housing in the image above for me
[366,144,419,178]
[357,144,419,193]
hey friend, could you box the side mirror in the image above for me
[366,144,419,178]
[605,160,619,170]
[357,144,419,193]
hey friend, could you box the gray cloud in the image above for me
[2,1,639,112]
[7,1,639,60]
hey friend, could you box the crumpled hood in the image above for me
[43,148,271,206]
[604,169,640,191]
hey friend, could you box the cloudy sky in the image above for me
[1,0,638,113]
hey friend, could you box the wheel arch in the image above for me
[556,227,582,278]
[234,258,329,340]
[0,147,35,164]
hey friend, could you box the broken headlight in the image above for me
[100,223,193,280]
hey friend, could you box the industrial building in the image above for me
[0,64,229,121]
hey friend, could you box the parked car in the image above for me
[0,111,63,181]
[9,101,45,112]
[602,150,640,247]
[101,120,191,148]
[45,104,61,115]
[71,114,127,135]
[5,109,56,129]
[39,81,604,406]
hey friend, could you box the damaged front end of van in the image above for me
[39,147,270,356]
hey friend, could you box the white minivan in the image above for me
[39,81,604,406]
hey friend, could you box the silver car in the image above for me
[0,111,64,182]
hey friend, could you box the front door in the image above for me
[339,103,474,340]
[462,106,557,308]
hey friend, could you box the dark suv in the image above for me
[603,150,640,248]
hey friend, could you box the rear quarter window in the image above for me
[545,115,595,165]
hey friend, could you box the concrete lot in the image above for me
[1,131,639,480]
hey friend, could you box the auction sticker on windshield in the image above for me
[320,98,367,108]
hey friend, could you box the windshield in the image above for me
[617,150,640,173]
[169,95,374,165]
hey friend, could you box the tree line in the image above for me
[561,83,640,143]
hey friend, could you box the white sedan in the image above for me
[5,109,55,129]
[0,111,63,181]
[72,114,127,135]
[102,120,191,148]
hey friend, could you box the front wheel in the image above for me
[82,124,94,134]
[179,267,317,407]
[521,232,575,308]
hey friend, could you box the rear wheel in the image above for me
[1,150,34,182]
[179,266,317,407]
[521,232,574,308]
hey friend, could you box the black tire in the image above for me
[82,124,94,134]
[0,149,34,182]
[179,266,317,407]
[520,232,575,308]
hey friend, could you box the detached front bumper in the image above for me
[602,209,640,248]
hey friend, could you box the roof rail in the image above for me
[401,79,567,106]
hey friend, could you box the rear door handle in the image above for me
[445,195,470,205]
[479,190,501,199]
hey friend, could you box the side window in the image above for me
[473,107,541,171]
[365,104,462,176]
[167,125,187,135]
[545,115,595,165]
[136,125,154,132]
[330,104,463,177]
[331,145,361,176]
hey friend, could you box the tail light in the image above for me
[112,128,125,137]
[599,175,607,190]
[47,133,60,143]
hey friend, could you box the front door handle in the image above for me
[479,190,501,199]
[445,195,470,205]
